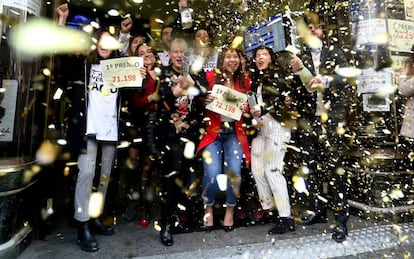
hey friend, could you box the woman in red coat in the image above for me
[196,47,251,231]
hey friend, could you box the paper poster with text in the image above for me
[354,18,387,46]
[0,80,18,142]
[405,0,414,21]
[357,68,393,93]
[206,84,247,121]
[101,57,143,88]
[388,19,414,53]
[4,0,42,17]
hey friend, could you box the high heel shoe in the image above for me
[203,206,214,232]
[138,206,150,227]
[202,225,213,232]
[223,206,234,232]
[223,225,234,232]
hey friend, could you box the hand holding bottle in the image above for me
[178,0,193,29]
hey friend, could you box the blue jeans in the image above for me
[201,128,243,207]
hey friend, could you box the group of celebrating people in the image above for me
[55,1,353,253]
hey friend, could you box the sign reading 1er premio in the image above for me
[101,57,143,88]
[206,84,247,121]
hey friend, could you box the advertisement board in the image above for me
[244,14,286,58]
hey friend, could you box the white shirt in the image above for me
[311,49,325,116]
[118,32,131,56]
[158,50,170,66]
[189,49,218,72]
[86,64,119,141]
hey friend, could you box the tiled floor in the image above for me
[17,213,414,259]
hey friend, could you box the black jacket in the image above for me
[300,44,351,125]
[156,65,207,145]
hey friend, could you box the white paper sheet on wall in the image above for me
[0,79,18,142]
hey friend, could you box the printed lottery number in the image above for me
[112,75,136,83]
[214,101,236,113]
[393,29,414,41]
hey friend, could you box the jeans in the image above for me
[201,128,243,207]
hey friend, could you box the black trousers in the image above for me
[157,140,192,224]
[296,117,349,220]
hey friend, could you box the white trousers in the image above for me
[251,114,291,217]
[74,139,116,222]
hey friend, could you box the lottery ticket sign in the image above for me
[244,14,286,59]
[101,57,143,88]
[206,84,247,121]
[387,19,414,53]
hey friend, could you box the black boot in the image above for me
[332,205,349,243]
[77,221,99,252]
[90,218,115,236]
[124,200,136,222]
[301,210,328,225]
[160,221,173,246]
[332,222,348,243]
[268,217,296,235]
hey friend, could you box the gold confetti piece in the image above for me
[175,178,184,188]
[63,166,70,177]
[183,141,195,159]
[392,224,402,234]
[153,220,161,231]
[101,88,110,96]
[36,141,59,165]
[293,176,308,194]
[399,235,409,243]
[88,192,103,218]
[10,18,92,56]
[320,112,329,123]
[230,36,244,49]
[185,178,201,197]
[389,189,404,199]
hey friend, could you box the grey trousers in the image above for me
[74,139,116,222]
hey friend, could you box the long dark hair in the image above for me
[85,28,119,65]
[193,25,215,48]
[250,46,277,75]
[214,47,246,91]
[127,34,147,56]
[250,46,283,88]
[133,42,160,68]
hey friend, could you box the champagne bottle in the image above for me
[180,2,193,29]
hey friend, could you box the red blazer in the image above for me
[132,73,157,111]
[196,71,251,166]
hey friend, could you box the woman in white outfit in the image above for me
[249,46,312,234]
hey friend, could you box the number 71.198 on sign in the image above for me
[112,74,137,83]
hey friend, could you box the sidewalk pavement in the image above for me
[18,212,414,259]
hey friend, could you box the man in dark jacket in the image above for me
[155,36,207,246]
[298,17,352,243]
